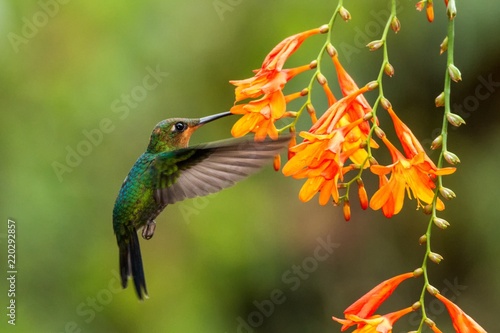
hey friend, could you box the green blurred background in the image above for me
[1,0,499,332]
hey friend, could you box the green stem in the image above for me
[416,4,456,332]
[288,3,343,130]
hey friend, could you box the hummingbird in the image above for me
[112,111,290,299]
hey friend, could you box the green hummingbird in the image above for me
[113,111,290,299]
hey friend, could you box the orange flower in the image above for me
[283,84,375,205]
[260,26,326,73]
[369,136,455,217]
[282,130,348,204]
[231,90,286,141]
[385,106,436,166]
[230,27,325,141]
[435,293,487,333]
[332,54,375,135]
[231,63,312,102]
[334,272,415,331]
[333,306,414,333]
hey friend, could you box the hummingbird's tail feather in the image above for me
[119,229,148,300]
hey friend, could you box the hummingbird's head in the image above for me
[146,111,232,153]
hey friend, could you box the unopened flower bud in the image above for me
[306,103,317,123]
[380,97,392,110]
[300,88,309,96]
[412,301,422,310]
[326,43,337,58]
[384,62,395,77]
[357,179,369,210]
[391,16,401,33]
[426,285,439,296]
[339,6,351,22]
[447,1,457,20]
[440,37,448,55]
[423,204,433,215]
[367,40,384,51]
[429,252,444,264]
[366,80,379,90]
[374,127,386,139]
[439,186,456,200]
[434,217,450,229]
[288,131,297,160]
[435,92,445,107]
[316,73,327,85]
[415,0,425,11]
[363,112,374,121]
[273,154,281,172]
[444,151,460,165]
[426,2,434,22]
[419,235,427,245]
[343,199,351,221]
[319,24,329,34]
[448,64,462,82]
[369,157,378,166]
[447,112,466,127]
[413,267,424,277]
[430,135,442,150]
[309,60,318,69]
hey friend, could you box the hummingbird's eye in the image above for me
[173,122,187,132]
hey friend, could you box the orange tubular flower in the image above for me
[434,293,487,333]
[260,26,326,73]
[331,54,375,135]
[231,90,286,141]
[369,136,455,217]
[334,272,415,331]
[282,86,373,205]
[230,26,326,141]
[385,106,439,167]
[333,306,414,333]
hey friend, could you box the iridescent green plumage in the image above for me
[112,112,290,299]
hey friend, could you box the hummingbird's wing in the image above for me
[151,135,291,205]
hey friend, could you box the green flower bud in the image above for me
[366,40,384,51]
[444,151,461,165]
[448,64,462,82]
[439,186,456,200]
[435,92,445,107]
[419,235,427,245]
[391,16,401,33]
[434,217,450,229]
[430,135,443,150]
[447,112,466,127]
[384,63,395,77]
[339,6,351,22]
[429,252,444,264]
[440,37,448,55]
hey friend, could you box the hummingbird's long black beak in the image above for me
[199,111,232,125]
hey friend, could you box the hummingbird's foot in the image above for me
[142,220,156,240]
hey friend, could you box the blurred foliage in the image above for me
[1,0,499,332]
